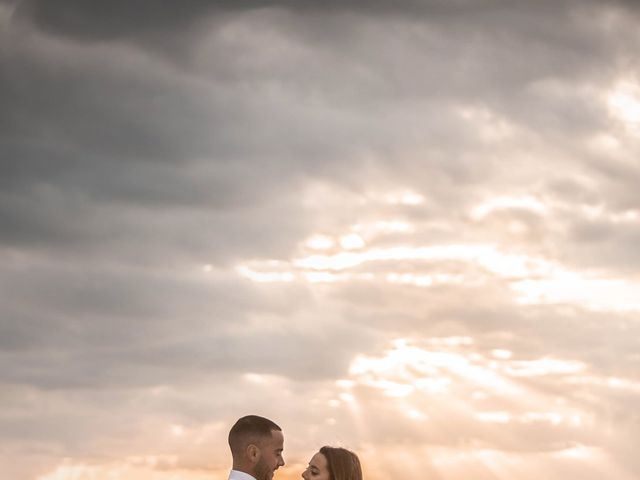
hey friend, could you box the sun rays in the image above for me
[219,185,640,479]
[334,336,637,479]
[234,211,640,312]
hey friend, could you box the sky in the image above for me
[1,0,640,479]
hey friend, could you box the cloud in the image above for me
[2,0,640,479]
[12,1,573,42]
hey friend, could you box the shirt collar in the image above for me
[229,470,257,480]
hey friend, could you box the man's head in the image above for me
[228,415,285,480]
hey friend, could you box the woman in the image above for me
[302,446,362,480]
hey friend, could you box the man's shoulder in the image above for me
[229,470,257,480]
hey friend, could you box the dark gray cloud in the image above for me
[3,0,635,263]
[13,0,216,41]
[12,0,567,42]
[0,252,376,389]
[0,327,371,389]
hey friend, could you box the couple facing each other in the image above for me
[228,415,362,480]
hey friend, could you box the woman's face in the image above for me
[302,452,330,480]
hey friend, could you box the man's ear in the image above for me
[246,443,261,464]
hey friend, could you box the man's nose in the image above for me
[279,456,285,467]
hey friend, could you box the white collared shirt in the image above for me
[228,470,257,480]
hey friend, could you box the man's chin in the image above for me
[258,470,274,480]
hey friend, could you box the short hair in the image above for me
[228,415,281,458]
[319,446,362,480]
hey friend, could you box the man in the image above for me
[228,415,285,480]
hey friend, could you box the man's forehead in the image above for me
[270,429,284,446]
[251,429,283,449]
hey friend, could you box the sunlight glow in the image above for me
[565,375,640,393]
[521,412,564,425]
[339,233,366,250]
[335,336,626,480]
[293,244,557,278]
[236,230,640,312]
[553,445,601,460]
[608,81,640,129]
[301,271,344,283]
[470,195,547,220]
[345,337,604,437]
[512,275,640,311]
[426,336,474,347]
[338,392,356,403]
[476,411,570,425]
[353,220,415,235]
[579,203,640,224]
[305,234,335,250]
[349,338,520,397]
[405,408,428,421]
[383,190,425,205]
[491,349,513,360]
[386,272,465,287]
[476,411,512,423]
[235,265,295,283]
[244,373,276,384]
[503,358,585,377]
